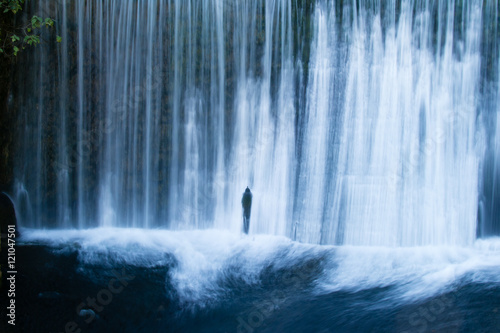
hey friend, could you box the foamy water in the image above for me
[19,228,500,309]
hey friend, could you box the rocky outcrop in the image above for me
[0,192,17,240]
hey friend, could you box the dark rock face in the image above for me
[0,192,17,238]
[0,244,176,333]
[0,56,14,192]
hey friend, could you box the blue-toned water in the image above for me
[13,0,500,245]
[7,1,500,332]
[16,229,500,332]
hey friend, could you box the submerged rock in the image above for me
[79,308,98,320]
[38,291,62,299]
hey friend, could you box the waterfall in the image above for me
[327,1,483,246]
[12,0,500,246]
[294,2,338,244]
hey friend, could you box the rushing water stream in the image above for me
[6,1,500,332]
[12,1,500,246]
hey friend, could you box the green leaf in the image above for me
[24,35,40,45]
[13,46,19,56]
[31,15,42,28]
[44,18,54,27]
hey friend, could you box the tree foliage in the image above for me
[0,0,60,57]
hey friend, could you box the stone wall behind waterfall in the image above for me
[10,0,500,246]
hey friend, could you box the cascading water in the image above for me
[6,3,500,332]
[329,1,484,246]
[12,0,500,246]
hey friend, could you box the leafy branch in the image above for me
[0,0,60,57]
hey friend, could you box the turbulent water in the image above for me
[21,228,500,304]
[12,0,500,247]
[17,229,500,332]
[8,2,500,332]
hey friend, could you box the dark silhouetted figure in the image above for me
[241,187,252,234]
